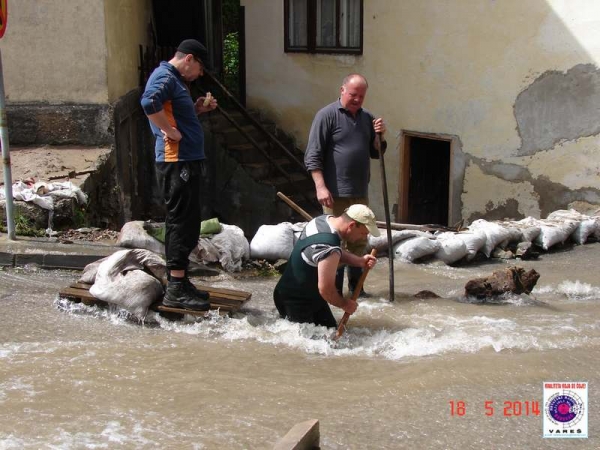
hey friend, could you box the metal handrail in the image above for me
[205,72,308,174]
[203,72,319,211]
[210,104,318,210]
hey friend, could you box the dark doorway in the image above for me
[398,134,451,225]
[151,0,222,73]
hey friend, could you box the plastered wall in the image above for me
[2,0,109,104]
[104,0,152,103]
[2,0,151,105]
[241,0,600,223]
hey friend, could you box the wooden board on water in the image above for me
[59,282,252,316]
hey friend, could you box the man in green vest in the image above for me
[274,204,380,328]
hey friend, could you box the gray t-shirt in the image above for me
[300,215,343,267]
[304,100,384,197]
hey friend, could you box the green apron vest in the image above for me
[275,232,341,308]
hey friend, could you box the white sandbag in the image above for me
[468,219,512,257]
[89,249,167,319]
[117,221,165,255]
[513,218,542,243]
[534,219,579,250]
[393,236,441,262]
[250,223,295,260]
[195,223,249,272]
[78,257,108,284]
[496,223,523,248]
[434,232,469,264]
[453,230,486,261]
[572,218,599,244]
[368,230,429,255]
[547,209,599,244]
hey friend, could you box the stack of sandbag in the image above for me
[81,249,167,320]
[368,229,428,256]
[389,207,598,265]
[546,209,600,245]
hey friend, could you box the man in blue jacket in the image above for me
[141,39,217,311]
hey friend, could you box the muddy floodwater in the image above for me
[1,242,599,449]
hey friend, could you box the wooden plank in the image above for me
[194,284,252,300]
[70,282,250,304]
[60,282,251,316]
[60,287,97,301]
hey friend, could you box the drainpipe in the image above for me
[0,48,15,240]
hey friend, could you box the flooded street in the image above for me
[1,243,599,449]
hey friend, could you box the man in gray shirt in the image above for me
[304,73,387,296]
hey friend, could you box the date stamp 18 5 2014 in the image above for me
[447,381,588,439]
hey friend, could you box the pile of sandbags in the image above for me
[80,249,167,320]
[117,220,250,272]
[369,208,599,266]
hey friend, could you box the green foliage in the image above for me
[223,31,240,98]
[72,207,88,229]
[0,213,46,237]
[222,0,240,35]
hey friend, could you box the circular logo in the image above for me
[545,391,584,426]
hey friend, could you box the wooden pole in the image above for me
[334,249,377,341]
[376,133,394,302]
[276,191,312,221]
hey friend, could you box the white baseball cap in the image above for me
[345,204,380,237]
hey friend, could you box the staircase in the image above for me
[202,73,321,235]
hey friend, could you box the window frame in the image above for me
[284,0,364,55]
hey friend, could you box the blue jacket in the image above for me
[140,62,205,162]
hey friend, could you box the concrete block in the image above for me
[42,254,105,270]
[0,252,14,267]
[273,419,320,450]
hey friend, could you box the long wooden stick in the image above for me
[334,249,377,341]
[376,133,394,302]
[277,190,451,233]
[276,191,313,221]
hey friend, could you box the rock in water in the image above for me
[464,266,540,299]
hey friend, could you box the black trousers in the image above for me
[273,288,337,328]
[155,160,204,272]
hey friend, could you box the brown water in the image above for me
[1,243,599,449]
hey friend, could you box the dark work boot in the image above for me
[183,277,210,301]
[348,266,370,298]
[163,280,210,311]
[335,267,345,296]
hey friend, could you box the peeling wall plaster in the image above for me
[462,164,540,222]
[515,64,600,156]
